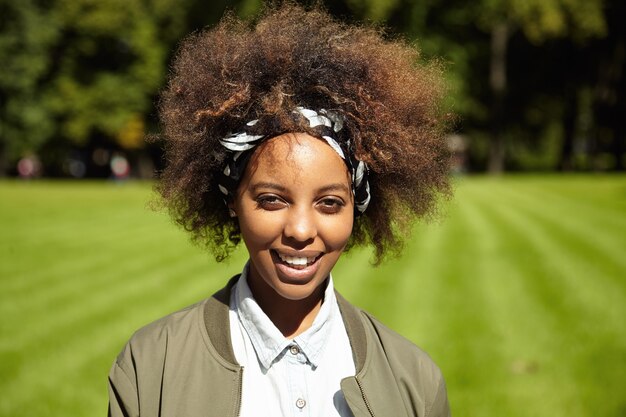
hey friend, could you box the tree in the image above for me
[0,0,60,174]
[477,0,607,172]
[586,0,625,171]
[331,0,610,172]
[0,0,191,175]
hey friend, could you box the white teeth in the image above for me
[277,253,317,266]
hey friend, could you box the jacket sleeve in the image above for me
[426,374,451,417]
[108,346,139,417]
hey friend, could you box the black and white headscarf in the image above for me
[218,107,371,214]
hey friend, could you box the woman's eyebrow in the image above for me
[317,183,351,194]
[250,182,288,193]
[250,182,350,194]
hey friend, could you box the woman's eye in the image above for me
[256,195,287,210]
[317,198,345,214]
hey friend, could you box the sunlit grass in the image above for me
[1,175,624,417]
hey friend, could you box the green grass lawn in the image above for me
[1,175,625,417]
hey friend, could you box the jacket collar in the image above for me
[203,275,368,373]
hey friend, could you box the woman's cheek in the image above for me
[322,216,353,250]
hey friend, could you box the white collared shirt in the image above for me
[229,266,356,417]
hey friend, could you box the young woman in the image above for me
[108,4,451,417]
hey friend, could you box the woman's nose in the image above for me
[283,207,317,243]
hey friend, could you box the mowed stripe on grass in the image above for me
[466,182,594,416]
[0,181,243,417]
[0,176,624,417]
[463,178,626,417]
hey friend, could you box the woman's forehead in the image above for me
[254,133,343,162]
[245,133,351,185]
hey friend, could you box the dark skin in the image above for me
[231,134,354,338]
[247,276,326,338]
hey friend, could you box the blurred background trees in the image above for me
[0,0,623,177]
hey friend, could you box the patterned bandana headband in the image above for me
[218,107,371,214]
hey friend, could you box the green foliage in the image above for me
[344,0,401,21]
[1,176,625,416]
[0,0,61,160]
[0,0,621,173]
[477,0,607,43]
[48,2,161,141]
[517,0,606,42]
[508,122,564,170]
[236,0,263,18]
[0,0,192,164]
[346,0,615,171]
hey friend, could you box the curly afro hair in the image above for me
[156,2,451,264]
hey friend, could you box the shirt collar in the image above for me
[234,262,338,370]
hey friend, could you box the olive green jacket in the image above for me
[108,278,451,417]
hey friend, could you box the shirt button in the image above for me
[296,398,306,409]
[289,345,300,355]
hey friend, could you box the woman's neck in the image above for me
[247,275,326,339]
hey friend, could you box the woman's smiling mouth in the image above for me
[272,250,323,272]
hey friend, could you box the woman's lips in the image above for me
[271,250,323,281]
[276,252,319,268]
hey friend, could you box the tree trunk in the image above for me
[559,95,577,171]
[0,142,7,177]
[592,38,625,171]
[488,21,509,174]
[610,40,625,171]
